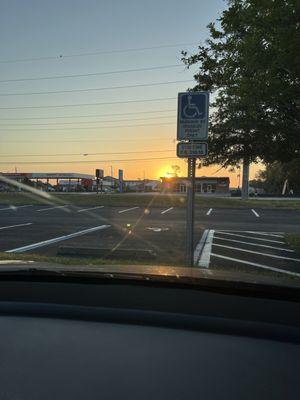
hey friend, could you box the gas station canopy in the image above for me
[0,172,94,180]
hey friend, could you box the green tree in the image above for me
[182,0,300,199]
[171,165,181,177]
[257,159,300,194]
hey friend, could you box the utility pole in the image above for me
[237,166,241,189]
[241,158,249,199]
[110,165,113,189]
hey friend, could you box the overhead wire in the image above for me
[0,96,176,110]
[0,64,183,83]
[0,149,175,158]
[0,46,190,173]
[0,137,175,144]
[0,42,198,64]
[0,79,192,97]
[0,115,176,127]
[0,108,177,121]
[0,121,175,132]
[0,156,179,165]
[0,44,189,165]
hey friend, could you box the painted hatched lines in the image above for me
[77,206,104,213]
[206,208,213,216]
[213,243,300,262]
[216,231,285,244]
[118,206,139,214]
[161,207,174,215]
[234,230,283,238]
[6,225,111,253]
[211,253,300,278]
[213,235,294,252]
[251,209,260,217]
[218,230,284,238]
[0,222,33,231]
[210,230,300,278]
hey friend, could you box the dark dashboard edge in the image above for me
[0,271,299,302]
[0,301,299,344]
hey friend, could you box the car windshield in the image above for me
[0,0,299,288]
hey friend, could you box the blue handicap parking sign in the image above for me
[180,93,207,120]
[177,92,209,140]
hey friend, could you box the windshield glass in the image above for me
[0,0,299,288]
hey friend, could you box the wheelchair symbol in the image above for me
[183,95,203,119]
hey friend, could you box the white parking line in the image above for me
[198,230,215,268]
[214,235,294,252]
[230,230,283,238]
[206,208,213,216]
[218,230,284,236]
[246,231,283,238]
[251,209,260,217]
[77,206,104,213]
[0,222,33,231]
[211,253,300,278]
[6,225,111,253]
[36,205,68,212]
[213,243,300,262]
[118,207,139,214]
[193,229,209,265]
[0,205,32,211]
[161,207,174,215]
[216,231,285,244]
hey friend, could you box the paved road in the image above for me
[0,203,299,278]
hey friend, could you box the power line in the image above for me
[0,137,174,143]
[0,156,178,165]
[0,64,183,83]
[0,79,192,97]
[0,149,175,158]
[0,121,175,132]
[0,96,176,110]
[0,108,176,121]
[0,114,176,127]
[0,42,198,64]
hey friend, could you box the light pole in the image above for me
[237,165,241,189]
[110,165,113,189]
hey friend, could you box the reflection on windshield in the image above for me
[0,0,299,287]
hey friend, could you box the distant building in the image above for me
[123,179,160,192]
[160,176,230,194]
[144,180,161,192]
[123,180,143,192]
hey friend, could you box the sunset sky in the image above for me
[0,0,261,186]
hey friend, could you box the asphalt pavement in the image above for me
[0,203,299,278]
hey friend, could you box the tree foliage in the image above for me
[256,159,300,194]
[171,165,181,177]
[182,0,300,167]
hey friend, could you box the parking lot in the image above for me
[0,202,299,278]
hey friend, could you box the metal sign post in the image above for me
[177,91,209,267]
[186,158,196,267]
